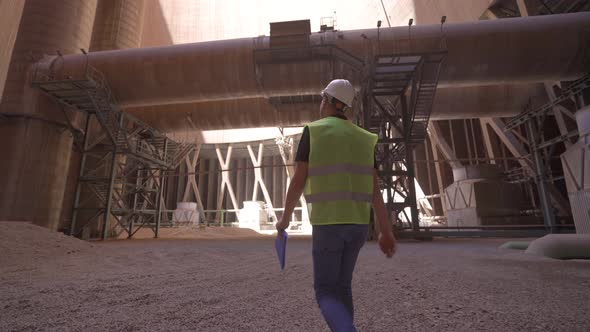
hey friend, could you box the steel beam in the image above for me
[525,120,557,231]
[544,82,573,148]
[70,114,91,236]
[484,118,532,169]
[486,117,570,215]
[276,136,309,223]
[480,118,497,164]
[215,145,239,219]
[247,143,277,223]
[429,137,447,217]
[102,150,118,240]
[516,0,530,17]
[427,122,461,169]
[182,145,206,221]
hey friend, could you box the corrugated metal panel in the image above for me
[569,191,590,234]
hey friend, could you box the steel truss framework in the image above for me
[253,22,446,235]
[32,64,195,239]
[504,72,590,232]
[361,51,445,232]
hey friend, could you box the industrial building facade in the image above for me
[1,0,589,239]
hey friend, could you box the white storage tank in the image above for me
[238,201,269,232]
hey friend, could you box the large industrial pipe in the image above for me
[124,83,548,131]
[44,12,589,109]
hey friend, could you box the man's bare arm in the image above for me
[372,169,396,257]
[276,162,308,231]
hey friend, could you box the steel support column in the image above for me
[430,137,447,217]
[215,145,239,220]
[70,114,91,235]
[480,118,497,164]
[427,122,461,169]
[406,145,420,231]
[525,120,556,231]
[362,51,445,233]
[247,143,277,223]
[276,136,310,224]
[182,145,205,220]
[102,149,118,240]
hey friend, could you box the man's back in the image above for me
[305,116,378,226]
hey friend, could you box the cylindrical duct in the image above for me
[123,83,548,131]
[43,12,590,108]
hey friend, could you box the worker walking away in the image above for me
[276,79,397,332]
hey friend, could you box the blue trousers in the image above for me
[312,224,369,332]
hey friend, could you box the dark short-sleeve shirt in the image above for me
[295,115,378,169]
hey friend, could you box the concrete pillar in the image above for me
[177,160,187,201]
[198,157,207,208]
[243,159,249,206]
[0,0,98,230]
[230,159,238,223]
[279,158,285,208]
[206,159,216,211]
[60,0,146,232]
[0,1,25,101]
[273,155,280,209]
[236,158,244,210]
[90,0,146,51]
[246,158,254,201]
[216,159,223,210]
[263,156,271,201]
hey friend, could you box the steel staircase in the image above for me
[32,64,196,239]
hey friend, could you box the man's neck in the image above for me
[323,111,347,120]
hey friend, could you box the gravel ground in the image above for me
[1,222,590,332]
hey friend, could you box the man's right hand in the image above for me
[378,232,396,258]
[275,217,289,233]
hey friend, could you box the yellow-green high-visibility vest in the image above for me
[304,116,378,225]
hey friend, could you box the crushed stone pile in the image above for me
[0,221,94,267]
[127,225,268,239]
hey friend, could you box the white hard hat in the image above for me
[321,79,355,108]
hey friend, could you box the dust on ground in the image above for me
[1,222,589,332]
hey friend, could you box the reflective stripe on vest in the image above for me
[308,163,374,177]
[306,191,374,204]
[304,116,378,225]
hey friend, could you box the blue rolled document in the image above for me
[275,231,288,270]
